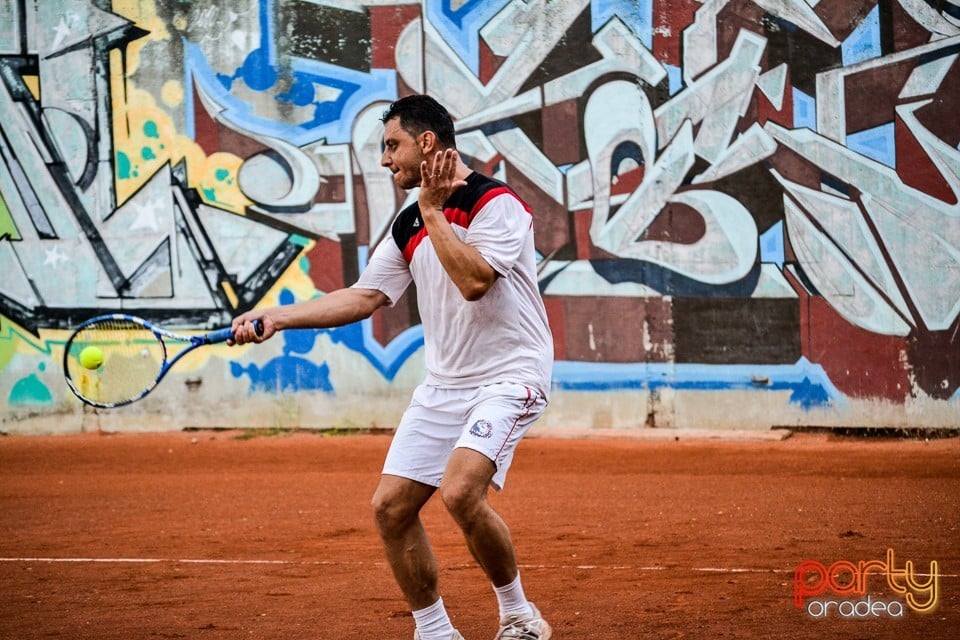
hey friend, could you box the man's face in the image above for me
[380,117,425,190]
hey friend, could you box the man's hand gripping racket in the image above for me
[63,314,263,408]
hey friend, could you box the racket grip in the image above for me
[208,319,264,344]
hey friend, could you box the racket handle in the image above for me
[207,319,264,344]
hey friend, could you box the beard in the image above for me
[392,162,424,190]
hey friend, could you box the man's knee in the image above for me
[371,477,432,538]
[440,476,486,526]
[440,448,496,523]
[372,490,413,537]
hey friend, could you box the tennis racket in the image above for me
[63,314,262,408]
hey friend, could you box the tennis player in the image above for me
[231,94,554,640]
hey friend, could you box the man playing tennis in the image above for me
[231,94,554,640]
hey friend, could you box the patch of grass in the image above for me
[232,427,295,441]
[183,425,394,439]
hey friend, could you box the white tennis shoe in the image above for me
[494,603,552,640]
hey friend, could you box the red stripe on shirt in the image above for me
[400,185,530,263]
[445,207,470,228]
[470,186,531,223]
[401,227,429,263]
[401,208,470,263]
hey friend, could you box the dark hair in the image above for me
[381,95,456,149]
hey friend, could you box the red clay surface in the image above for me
[0,429,957,640]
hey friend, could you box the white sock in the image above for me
[412,597,455,640]
[493,573,534,619]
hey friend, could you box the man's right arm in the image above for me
[230,287,389,345]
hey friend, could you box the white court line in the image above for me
[0,557,751,571]
[0,558,953,577]
[0,557,362,566]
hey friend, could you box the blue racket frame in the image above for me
[63,313,258,408]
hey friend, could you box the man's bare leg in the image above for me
[440,448,552,639]
[371,474,439,610]
[439,448,518,587]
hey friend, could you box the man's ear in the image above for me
[419,131,437,153]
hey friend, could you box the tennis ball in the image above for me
[79,346,104,370]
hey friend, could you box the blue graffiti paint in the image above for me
[185,43,396,146]
[611,139,644,174]
[426,0,511,75]
[182,0,396,147]
[842,5,881,65]
[273,286,422,379]
[226,43,361,122]
[665,64,683,96]
[788,376,832,409]
[325,321,423,380]
[846,122,896,168]
[552,357,838,409]
[592,0,653,48]
[230,288,425,393]
[760,221,785,269]
[792,88,816,131]
[282,327,317,357]
[230,359,333,393]
[589,259,762,297]
[232,47,277,91]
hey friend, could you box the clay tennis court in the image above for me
[0,428,957,639]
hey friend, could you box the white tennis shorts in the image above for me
[382,382,547,490]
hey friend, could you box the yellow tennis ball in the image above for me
[79,346,104,370]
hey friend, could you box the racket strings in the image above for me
[65,319,166,406]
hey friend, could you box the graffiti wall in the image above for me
[1,0,958,433]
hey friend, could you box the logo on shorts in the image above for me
[469,419,493,438]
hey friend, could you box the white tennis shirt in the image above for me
[353,172,553,397]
